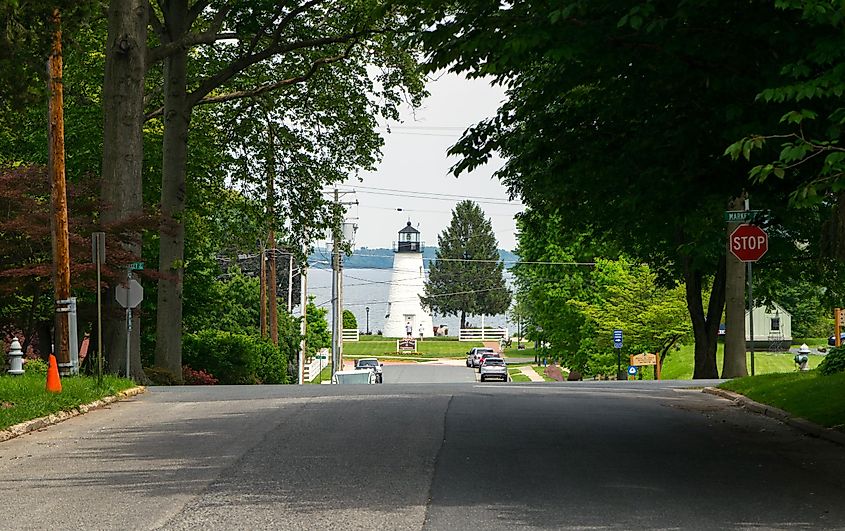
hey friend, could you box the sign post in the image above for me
[115,272,144,379]
[613,330,624,380]
[729,222,768,375]
[91,232,105,385]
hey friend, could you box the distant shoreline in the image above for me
[309,247,518,270]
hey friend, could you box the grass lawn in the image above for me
[306,364,333,384]
[661,343,822,380]
[719,371,845,430]
[0,373,135,430]
[342,339,483,358]
[508,368,530,382]
[533,366,559,382]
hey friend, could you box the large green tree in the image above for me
[421,200,511,329]
[413,0,816,378]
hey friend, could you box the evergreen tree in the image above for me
[422,201,511,329]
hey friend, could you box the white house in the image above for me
[383,222,434,338]
[746,302,792,351]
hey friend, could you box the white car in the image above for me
[332,369,377,384]
[479,358,508,382]
[467,347,496,368]
[354,358,384,383]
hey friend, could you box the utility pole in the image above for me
[266,120,279,345]
[259,243,267,337]
[48,8,71,374]
[299,265,307,385]
[331,189,341,378]
[329,188,358,378]
[287,253,294,313]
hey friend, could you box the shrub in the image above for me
[23,357,48,375]
[819,346,845,376]
[144,366,180,385]
[182,365,218,385]
[343,309,357,330]
[182,330,288,385]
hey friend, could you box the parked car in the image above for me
[828,333,845,346]
[477,352,502,372]
[467,347,496,368]
[332,369,377,384]
[479,357,508,382]
[354,357,383,383]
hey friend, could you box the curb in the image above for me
[0,386,146,444]
[703,387,845,447]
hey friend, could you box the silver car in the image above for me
[479,357,508,382]
[354,358,383,383]
[467,347,496,368]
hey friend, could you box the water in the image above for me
[306,267,511,335]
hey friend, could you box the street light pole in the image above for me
[366,306,370,335]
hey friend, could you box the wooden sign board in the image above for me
[397,339,417,352]
[630,353,657,366]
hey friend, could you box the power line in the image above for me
[336,183,517,203]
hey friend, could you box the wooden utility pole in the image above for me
[48,8,71,373]
[266,121,279,345]
[723,195,748,378]
[259,243,267,337]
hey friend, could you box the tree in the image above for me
[306,297,331,357]
[422,200,511,329]
[140,0,425,380]
[342,309,357,330]
[413,0,814,378]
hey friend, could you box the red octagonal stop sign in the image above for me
[730,224,768,262]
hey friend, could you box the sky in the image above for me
[336,72,523,252]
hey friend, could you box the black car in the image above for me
[828,333,845,346]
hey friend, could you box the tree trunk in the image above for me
[155,1,190,379]
[460,310,466,330]
[100,0,147,381]
[723,196,748,378]
[683,255,726,379]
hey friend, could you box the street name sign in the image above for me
[729,224,768,262]
[724,210,762,223]
[129,261,145,271]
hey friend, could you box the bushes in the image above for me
[182,330,288,385]
[819,346,845,376]
[343,309,357,330]
[182,366,218,385]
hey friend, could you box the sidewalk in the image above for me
[518,365,545,382]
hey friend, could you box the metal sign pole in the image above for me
[748,262,754,376]
[125,269,131,379]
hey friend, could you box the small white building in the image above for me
[383,222,434,338]
[746,302,792,351]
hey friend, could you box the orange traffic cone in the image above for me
[46,354,62,393]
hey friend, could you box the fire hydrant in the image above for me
[794,343,810,372]
[7,337,24,375]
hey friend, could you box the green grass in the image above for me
[0,373,135,430]
[533,365,559,382]
[661,343,823,380]
[342,339,483,358]
[719,371,845,430]
[306,363,333,384]
[508,368,530,382]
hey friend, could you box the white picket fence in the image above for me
[342,328,359,342]
[303,352,329,382]
[458,328,509,341]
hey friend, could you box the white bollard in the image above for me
[7,337,24,375]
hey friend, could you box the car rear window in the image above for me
[484,359,505,366]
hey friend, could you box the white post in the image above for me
[287,254,293,313]
[481,315,486,340]
[298,267,307,385]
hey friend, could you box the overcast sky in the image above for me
[337,72,523,251]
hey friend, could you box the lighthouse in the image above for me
[384,221,434,338]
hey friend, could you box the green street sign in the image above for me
[724,210,762,223]
[129,261,145,271]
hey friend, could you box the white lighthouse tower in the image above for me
[384,222,434,338]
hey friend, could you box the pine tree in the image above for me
[422,201,511,329]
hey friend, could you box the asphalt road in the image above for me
[2,374,845,530]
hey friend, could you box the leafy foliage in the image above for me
[182,330,288,385]
[306,298,331,357]
[343,309,357,330]
[421,201,511,326]
[818,346,845,376]
[181,366,219,385]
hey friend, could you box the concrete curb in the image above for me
[703,387,845,447]
[0,386,146,444]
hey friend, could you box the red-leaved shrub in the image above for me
[182,365,218,385]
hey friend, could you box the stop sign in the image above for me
[730,224,768,262]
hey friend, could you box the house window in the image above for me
[771,317,780,331]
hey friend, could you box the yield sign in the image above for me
[730,224,768,262]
